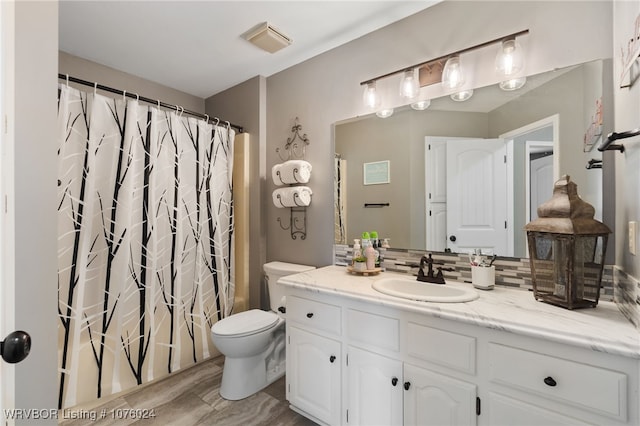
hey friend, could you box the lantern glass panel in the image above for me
[527,232,607,309]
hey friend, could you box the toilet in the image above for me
[211,261,315,400]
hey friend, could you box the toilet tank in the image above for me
[263,261,315,312]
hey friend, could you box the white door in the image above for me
[404,363,477,426]
[347,346,403,425]
[1,1,15,416]
[446,139,508,255]
[287,326,342,425]
[529,153,554,222]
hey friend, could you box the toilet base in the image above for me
[219,353,285,400]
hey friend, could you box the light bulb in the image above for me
[441,56,465,90]
[499,76,527,91]
[496,39,524,77]
[450,89,474,102]
[411,100,431,111]
[376,108,394,118]
[399,69,419,100]
[362,81,381,109]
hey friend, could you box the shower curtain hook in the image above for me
[133,92,139,102]
[157,100,161,109]
[204,114,209,123]
[214,117,220,127]
[65,74,69,87]
[122,90,127,101]
[94,82,98,95]
[225,121,231,132]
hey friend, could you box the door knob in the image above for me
[449,235,457,242]
[1,331,31,364]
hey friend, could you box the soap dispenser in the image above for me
[352,239,362,261]
[364,242,376,270]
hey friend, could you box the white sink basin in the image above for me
[372,277,478,303]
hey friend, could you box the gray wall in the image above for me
[264,1,613,268]
[205,77,267,310]
[613,1,640,278]
[59,51,204,113]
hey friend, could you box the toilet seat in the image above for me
[211,309,280,338]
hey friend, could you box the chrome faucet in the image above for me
[417,253,454,284]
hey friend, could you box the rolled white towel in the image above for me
[272,160,312,185]
[272,186,313,208]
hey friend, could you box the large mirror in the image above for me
[334,59,611,258]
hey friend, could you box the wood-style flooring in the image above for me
[59,356,317,426]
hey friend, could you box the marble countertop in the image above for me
[278,265,640,359]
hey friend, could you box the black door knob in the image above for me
[449,235,457,242]
[1,331,31,364]
[404,381,411,390]
[329,355,336,363]
[391,377,398,386]
[543,376,557,387]
[306,313,314,318]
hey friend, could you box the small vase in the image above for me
[353,262,367,272]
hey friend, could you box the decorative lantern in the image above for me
[524,175,611,309]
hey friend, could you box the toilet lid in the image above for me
[211,309,279,337]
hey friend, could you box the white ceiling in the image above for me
[59,1,437,99]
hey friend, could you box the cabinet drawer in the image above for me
[287,295,341,336]
[488,343,627,421]
[347,309,399,352]
[407,322,476,375]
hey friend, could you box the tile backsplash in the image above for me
[614,267,640,329]
[334,244,614,300]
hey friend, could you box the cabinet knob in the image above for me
[449,235,457,242]
[391,377,398,386]
[404,381,411,391]
[306,313,314,318]
[543,376,557,387]
[329,355,336,363]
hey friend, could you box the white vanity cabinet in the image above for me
[282,270,639,426]
[286,295,342,426]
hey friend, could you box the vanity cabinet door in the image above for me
[287,326,341,426]
[346,346,403,426]
[403,363,477,426]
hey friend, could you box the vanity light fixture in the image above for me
[360,29,529,110]
[496,38,525,78]
[499,76,527,91]
[441,55,465,90]
[399,68,420,100]
[376,108,394,118]
[411,99,431,110]
[450,89,474,102]
[362,81,382,110]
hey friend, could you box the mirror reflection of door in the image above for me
[446,139,508,255]
[426,137,509,256]
[527,141,554,222]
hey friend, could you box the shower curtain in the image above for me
[57,85,235,409]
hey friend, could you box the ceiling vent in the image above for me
[244,22,292,54]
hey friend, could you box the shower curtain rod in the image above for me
[58,73,244,133]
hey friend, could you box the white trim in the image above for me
[499,114,560,181]
[1,0,16,421]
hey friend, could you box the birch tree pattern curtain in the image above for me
[57,85,235,409]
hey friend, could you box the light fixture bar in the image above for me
[359,29,529,86]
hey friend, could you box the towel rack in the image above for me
[598,128,640,153]
[274,117,311,240]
